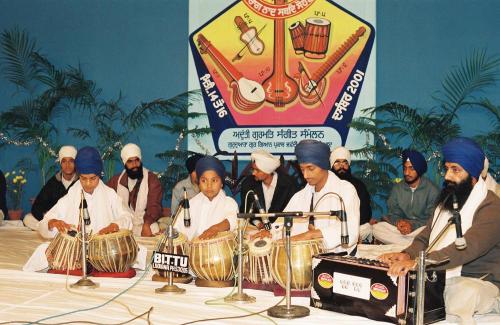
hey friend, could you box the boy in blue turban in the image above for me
[380,137,500,323]
[38,146,133,238]
[372,149,439,245]
[173,156,238,241]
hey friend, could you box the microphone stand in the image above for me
[413,216,456,325]
[71,192,98,289]
[224,218,255,303]
[155,202,186,295]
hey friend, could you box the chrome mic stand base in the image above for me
[70,278,99,289]
[155,284,186,294]
[152,274,193,284]
[267,305,310,319]
[224,292,256,303]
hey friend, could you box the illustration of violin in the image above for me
[234,16,265,56]
[296,26,366,106]
[261,0,299,110]
[197,33,265,112]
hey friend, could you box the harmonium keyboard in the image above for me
[311,254,445,324]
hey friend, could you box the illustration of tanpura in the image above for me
[295,26,366,106]
[234,16,265,56]
[197,33,265,112]
[262,0,299,111]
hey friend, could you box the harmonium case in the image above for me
[311,254,445,324]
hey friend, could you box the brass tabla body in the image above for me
[271,238,324,290]
[190,231,236,284]
[88,229,138,273]
[46,232,82,271]
[244,237,274,284]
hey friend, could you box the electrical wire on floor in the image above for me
[22,235,165,325]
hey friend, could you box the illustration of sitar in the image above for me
[296,26,366,106]
[197,33,265,112]
[262,0,298,110]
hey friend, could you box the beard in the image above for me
[333,166,351,180]
[125,163,143,180]
[436,175,474,211]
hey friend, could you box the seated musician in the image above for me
[240,149,297,229]
[266,140,360,254]
[107,143,163,237]
[173,156,237,241]
[379,138,500,324]
[23,146,79,231]
[38,146,133,238]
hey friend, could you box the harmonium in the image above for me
[311,254,446,325]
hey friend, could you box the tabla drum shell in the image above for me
[245,237,273,284]
[303,17,331,59]
[46,232,82,271]
[190,231,236,282]
[289,21,305,54]
[88,229,138,273]
[271,238,324,290]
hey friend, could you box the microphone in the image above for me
[79,191,91,226]
[339,209,349,247]
[253,192,271,230]
[183,187,191,227]
[452,193,466,250]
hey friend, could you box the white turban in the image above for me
[57,145,77,162]
[481,157,489,179]
[330,146,351,167]
[251,149,280,174]
[121,143,142,164]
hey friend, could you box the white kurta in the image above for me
[173,190,238,241]
[38,180,133,239]
[278,171,360,253]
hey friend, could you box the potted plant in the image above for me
[4,169,27,219]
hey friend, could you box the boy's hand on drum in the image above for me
[98,223,119,235]
[199,226,218,240]
[250,229,271,240]
[141,223,153,237]
[48,219,72,233]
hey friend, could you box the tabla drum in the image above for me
[245,237,274,284]
[88,229,138,273]
[303,17,331,59]
[289,21,305,54]
[190,231,236,287]
[46,232,82,271]
[153,232,192,283]
[271,238,324,290]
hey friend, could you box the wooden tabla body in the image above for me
[46,232,82,271]
[289,21,305,54]
[271,238,324,290]
[88,229,138,273]
[190,231,236,283]
[244,237,273,284]
[303,18,331,59]
[156,232,189,278]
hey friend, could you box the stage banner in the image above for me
[188,0,376,159]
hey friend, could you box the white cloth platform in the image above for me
[0,227,499,324]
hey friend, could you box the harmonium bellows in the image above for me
[311,254,445,325]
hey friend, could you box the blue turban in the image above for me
[442,137,485,178]
[401,149,427,176]
[186,153,203,174]
[75,146,103,176]
[295,140,330,170]
[195,156,226,181]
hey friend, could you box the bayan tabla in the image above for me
[152,232,192,283]
[190,231,236,287]
[46,231,82,271]
[244,237,274,284]
[303,17,331,59]
[88,229,138,273]
[271,238,324,290]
